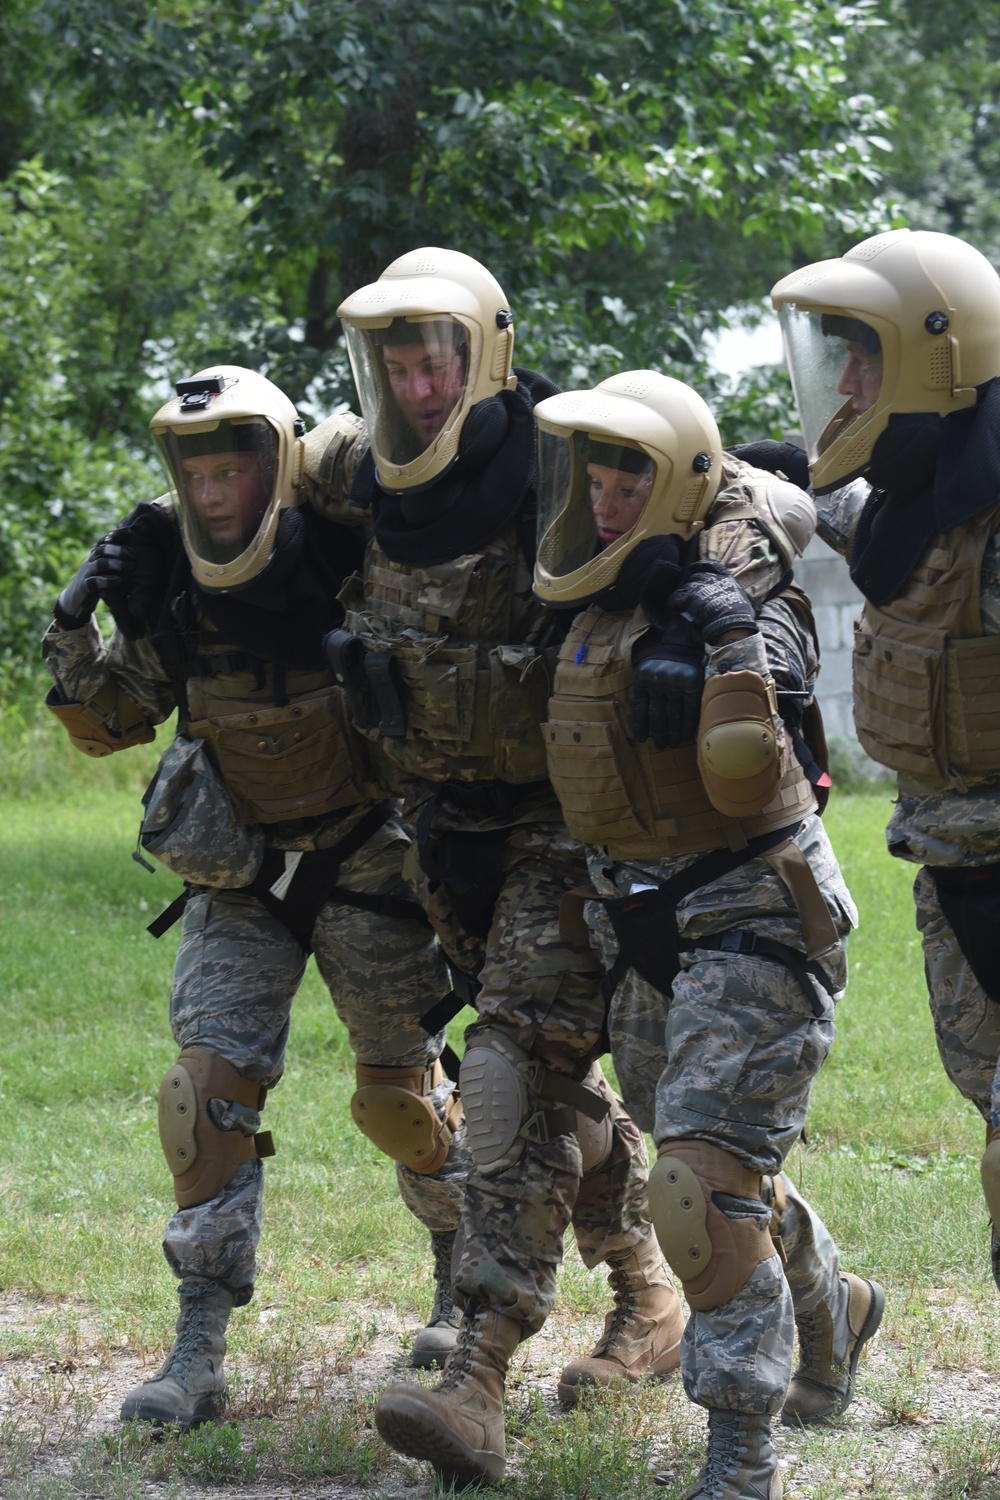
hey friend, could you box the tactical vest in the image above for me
[853,502,1000,788]
[341,526,556,784]
[184,626,374,824]
[545,607,816,859]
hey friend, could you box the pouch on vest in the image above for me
[929,863,1000,1003]
[138,734,265,889]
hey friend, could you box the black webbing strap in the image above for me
[602,823,802,1000]
[312,884,429,926]
[247,800,399,951]
[418,966,484,1083]
[147,887,193,938]
[690,929,832,1019]
[541,1069,611,1123]
[145,800,402,946]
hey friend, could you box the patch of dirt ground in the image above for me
[1,1290,998,1498]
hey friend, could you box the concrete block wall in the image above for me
[793,534,864,746]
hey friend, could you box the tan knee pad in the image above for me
[982,1124,1000,1227]
[648,1139,774,1311]
[576,1063,615,1176]
[159,1048,272,1209]
[697,670,782,818]
[460,1028,602,1178]
[351,1060,461,1175]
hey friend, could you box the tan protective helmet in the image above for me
[336,246,518,492]
[150,365,305,593]
[771,228,1000,494]
[533,371,722,607]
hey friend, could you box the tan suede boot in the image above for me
[782,1272,885,1426]
[558,1236,685,1405]
[375,1301,522,1487]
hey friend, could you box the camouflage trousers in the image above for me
[608,947,847,1413]
[411,818,653,1337]
[914,866,1000,1130]
[162,813,466,1298]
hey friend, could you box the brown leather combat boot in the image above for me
[375,1301,522,1487]
[782,1271,885,1426]
[558,1234,684,1404]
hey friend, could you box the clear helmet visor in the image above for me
[537,430,656,583]
[343,315,479,479]
[156,418,278,568]
[779,306,884,466]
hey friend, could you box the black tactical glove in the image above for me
[730,439,810,492]
[670,560,758,645]
[632,616,705,750]
[54,535,136,630]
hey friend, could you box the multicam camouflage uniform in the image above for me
[571,491,858,1413]
[42,525,466,1303]
[335,516,654,1333]
[818,483,1000,1137]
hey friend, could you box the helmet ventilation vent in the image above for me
[848,234,897,261]
[928,343,951,387]
[491,330,513,381]
[618,375,656,398]
[840,436,872,470]
[676,476,709,522]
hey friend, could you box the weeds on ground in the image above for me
[925,1417,1000,1498]
[5,1398,391,1497]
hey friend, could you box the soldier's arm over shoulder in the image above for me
[42,501,178,759]
[302,411,371,525]
[702,592,816,765]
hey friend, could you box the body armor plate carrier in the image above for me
[340,526,557,784]
[853,502,1000,788]
[544,606,816,860]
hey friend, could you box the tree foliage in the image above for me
[3,0,903,684]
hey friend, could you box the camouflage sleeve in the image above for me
[757,593,819,697]
[698,495,785,605]
[704,627,770,683]
[980,522,1000,635]
[302,411,372,526]
[704,595,814,692]
[42,616,176,727]
[814,479,869,557]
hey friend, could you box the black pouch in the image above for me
[419,825,509,939]
[928,863,1000,1002]
[605,887,683,996]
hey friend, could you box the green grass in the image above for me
[2,704,999,1495]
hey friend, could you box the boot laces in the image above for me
[795,1306,825,1374]
[437,1303,486,1392]
[700,1416,751,1493]
[592,1262,637,1357]
[159,1292,218,1379]
[429,1231,456,1324]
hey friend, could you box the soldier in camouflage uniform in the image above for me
[312,249,684,1489]
[531,371,882,1500]
[769,229,1000,1292]
[43,366,471,1430]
